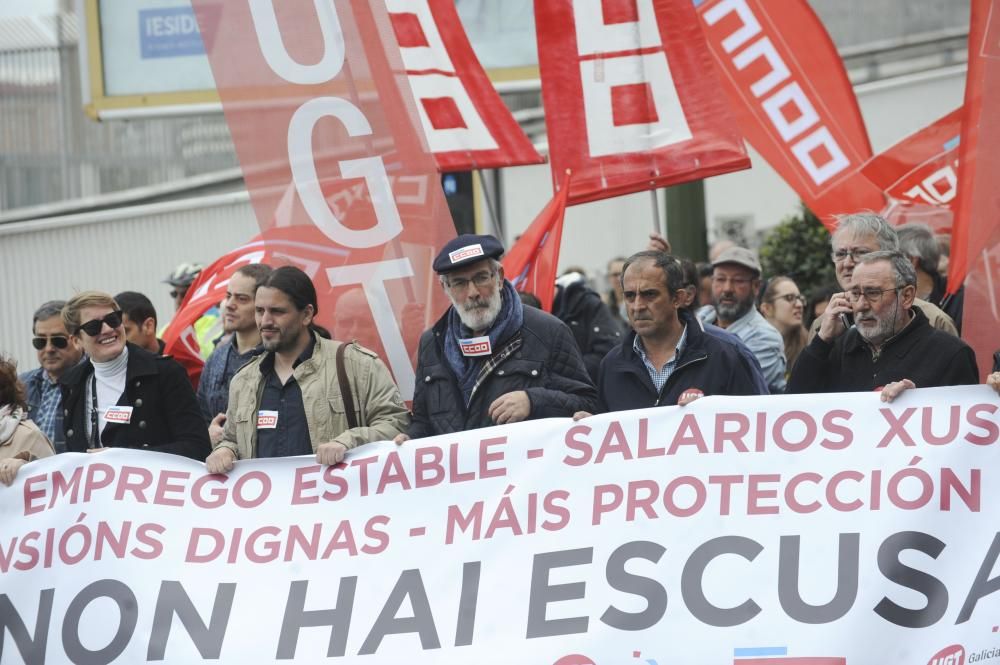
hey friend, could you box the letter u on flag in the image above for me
[696,0,885,228]
[387,0,544,171]
[535,0,750,205]
[503,171,573,311]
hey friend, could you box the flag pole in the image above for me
[476,169,503,242]
[650,188,662,235]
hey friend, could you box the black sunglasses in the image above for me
[31,335,70,350]
[77,311,123,337]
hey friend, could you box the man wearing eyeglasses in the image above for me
[58,291,211,460]
[395,234,596,442]
[697,246,786,393]
[809,212,957,341]
[19,300,84,453]
[788,251,977,395]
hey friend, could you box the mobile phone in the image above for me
[840,312,853,330]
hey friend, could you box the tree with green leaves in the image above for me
[759,204,837,296]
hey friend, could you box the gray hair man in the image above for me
[810,212,957,340]
[788,250,977,396]
[896,222,963,332]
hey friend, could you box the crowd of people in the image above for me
[2,211,999,485]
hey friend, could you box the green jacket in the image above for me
[217,335,409,459]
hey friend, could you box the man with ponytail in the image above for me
[205,266,408,473]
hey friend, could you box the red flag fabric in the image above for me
[387,0,544,171]
[695,0,885,228]
[191,0,457,400]
[535,0,750,205]
[949,0,1000,379]
[503,172,572,311]
[861,108,961,232]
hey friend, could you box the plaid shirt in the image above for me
[632,325,688,394]
[468,335,523,405]
[19,367,65,452]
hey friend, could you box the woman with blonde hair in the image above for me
[760,276,809,378]
[0,356,54,485]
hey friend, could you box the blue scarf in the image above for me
[443,279,524,405]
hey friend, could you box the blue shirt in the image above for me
[197,337,263,424]
[19,367,64,452]
[632,325,688,394]
[699,305,786,393]
[256,338,314,459]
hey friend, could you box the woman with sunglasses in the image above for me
[759,276,809,379]
[0,356,55,485]
[58,291,211,460]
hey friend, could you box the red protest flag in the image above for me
[387,0,544,171]
[861,107,961,232]
[949,0,1000,379]
[503,172,572,312]
[535,0,750,205]
[190,0,457,400]
[696,0,885,228]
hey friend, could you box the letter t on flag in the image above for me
[503,172,573,311]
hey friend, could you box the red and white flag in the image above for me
[535,0,750,205]
[696,0,885,228]
[503,172,572,311]
[191,0,458,399]
[861,108,961,232]
[949,0,1000,379]
[387,0,544,171]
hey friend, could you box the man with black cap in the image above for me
[395,234,597,441]
[697,246,786,393]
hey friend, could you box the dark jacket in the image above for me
[787,306,978,393]
[553,276,624,382]
[597,309,762,413]
[407,305,597,438]
[60,343,211,460]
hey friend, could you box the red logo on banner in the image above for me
[926,645,965,665]
[696,0,885,226]
[536,0,750,205]
[190,0,457,400]
[387,0,544,170]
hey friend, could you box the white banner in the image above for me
[2,387,999,664]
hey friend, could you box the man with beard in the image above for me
[396,234,596,441]
[205,266,408,473]
[788,251,977,394]
[697,246,786,392]
[197,263,272,445]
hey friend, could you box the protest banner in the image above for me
[2,386,999,663]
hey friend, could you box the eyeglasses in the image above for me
[77,311,123,336]
[831,247,873,263]
[768,293,806,306]
[31,335,70,350]
[445,270,496,292]
[846,287,901,304]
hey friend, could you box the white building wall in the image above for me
[0,192,258,372]
[493,65,967,281]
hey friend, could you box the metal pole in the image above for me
[476,169,503,242]
[650,188,662,235]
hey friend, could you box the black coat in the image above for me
[407,305,597,438]
[60,344,211,460]
[597,309,762,412]
[787,307,979,393]
[553,278,624,383]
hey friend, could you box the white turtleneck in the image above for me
[86,346,129,443]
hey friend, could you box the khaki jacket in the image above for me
[217,335,409,460]
[0,419,55,462]
[809,297,958,342]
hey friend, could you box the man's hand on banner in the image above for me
[393,433,410,445]
[647,232,672,255]
[209,413,227,445]
[316,441,348,466]
[880,379,916,402]
[205,447,237,474]
[573,411,593,421]
[489,391,531,425]
[988,371,1000,396]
